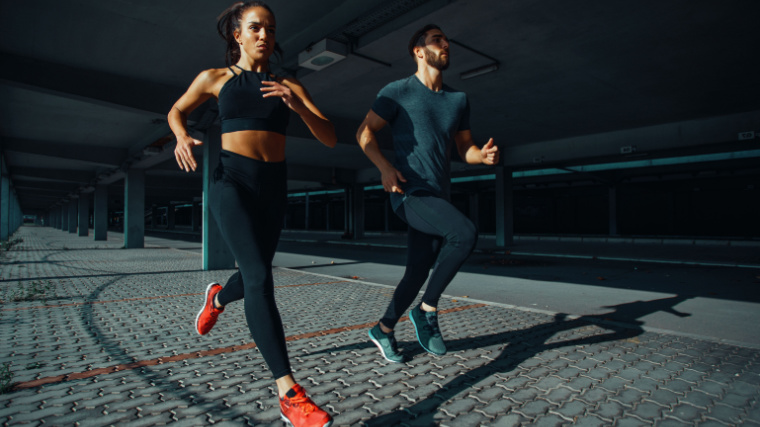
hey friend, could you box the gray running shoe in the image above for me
[368,324,408,363]
[409,305,447,356]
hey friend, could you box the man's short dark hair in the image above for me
[408,24,442,57]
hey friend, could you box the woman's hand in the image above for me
[260,80,306,113]
[174,134,204,172]
[168,69,218,172]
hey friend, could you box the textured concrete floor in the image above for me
[0,226,758,426]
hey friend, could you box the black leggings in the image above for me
[380,192,478,329]
[211,150,291,379]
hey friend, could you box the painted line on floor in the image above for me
[11,303,486,391]
[1,281,350,311]
[1,293,204,311]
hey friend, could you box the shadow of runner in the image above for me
[345,295,691,425]
[74,276,254,422]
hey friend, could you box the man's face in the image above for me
[421,30,450,70]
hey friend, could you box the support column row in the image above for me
[68,198,77,234]
[78,194,89,237]
[125,169,145,248]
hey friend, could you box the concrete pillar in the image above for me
[0,174,9,241]
[167,204,176,230]
[344,187,352,237]
[1,152,9,241]
[352,185,365,240]
[495,166,514,247]
[16,198,20,231]
[469,193,480,229]
[7,193,13,238]
[68,198,78,233]
[667,191,676,235]
[12,194,19,233]
[124,168,145,248]
[15,196,21,232]
[94,185,107,241]
[384,199,390,232]
[202,125,234,270]
[10,194,16,234]
[61,204,68,231]
[608,185,618,236]
[191,201,200,232]
[304,192,310,230]
[78,193,89,236]
[149,205,157,228]
[325,199,331,231]
[11,195,15,232]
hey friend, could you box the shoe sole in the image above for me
[409,311,447,356]
[195,282,219,336]
[368,330,405,363]
[280,413,333,427]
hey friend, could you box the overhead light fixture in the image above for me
[460,63,499,80]
[298,39,347,71]
[620,145,637,155]
[143,147,161,156]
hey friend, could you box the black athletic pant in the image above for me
[380,192,478,329]
[211,150,291,379]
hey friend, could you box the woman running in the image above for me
[168,2,336,426]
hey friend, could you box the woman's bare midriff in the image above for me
[222,130,286,162]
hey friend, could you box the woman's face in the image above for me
[235,6,276,63]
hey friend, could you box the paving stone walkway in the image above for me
[0,226,758,426]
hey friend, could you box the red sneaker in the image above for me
[195,283,224,335]
[280,384,333,427]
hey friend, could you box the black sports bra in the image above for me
[218,65,290,135]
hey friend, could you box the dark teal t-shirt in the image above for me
[371,75,470,211]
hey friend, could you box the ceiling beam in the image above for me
[2,138,127,167]
[11,167,94,183]
[278,0,389,67]
[503,110,760,168]
[353,0,454,51]
[12,179,80,192]
[0,53,184,116]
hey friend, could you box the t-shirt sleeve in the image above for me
[457,95,471,131]
[371,83,398,123]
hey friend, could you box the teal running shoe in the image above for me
[409,305,447,356]
[368,324,409,363]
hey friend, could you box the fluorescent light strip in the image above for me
[287,149,760,195]
[288,189,345,198]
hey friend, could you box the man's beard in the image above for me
[423,47,450,70]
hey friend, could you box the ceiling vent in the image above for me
[298,39,347,71]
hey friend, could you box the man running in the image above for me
[356,24,500,362]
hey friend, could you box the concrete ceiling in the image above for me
[1,0,759,214]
